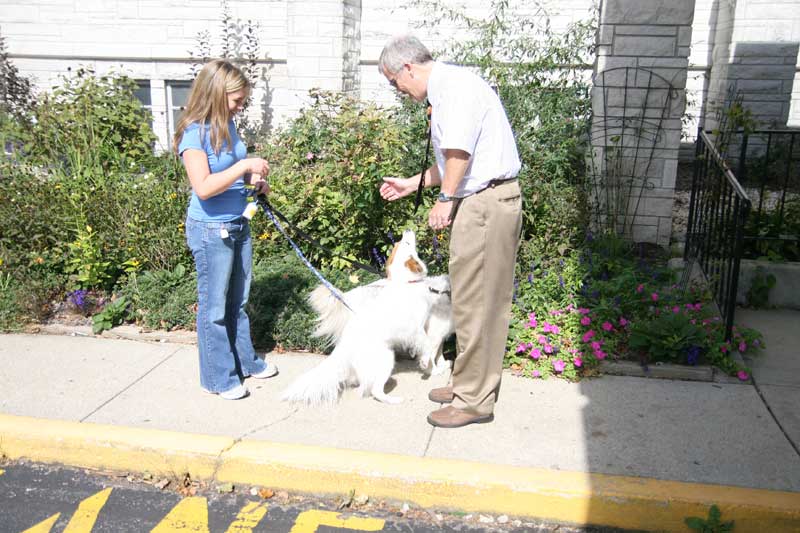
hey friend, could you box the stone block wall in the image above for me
[592,0,696,246]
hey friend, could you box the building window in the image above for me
[166,81,192,141]
[134,80,155,133]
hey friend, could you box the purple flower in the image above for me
[530,348,542,360]
[552,359,566,373]
[738,341,747,352]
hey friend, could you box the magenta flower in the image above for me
[737,370,749,381]
[636,284,644,293]
[594,349,607,360]
[537,335,548,345]
[552,359,566,373]
[582,330,596,343]
[580,316,591,326]
[516,343,528,353]
[619,317,629,327]
[578,307,590,315]
[672,306,680,314]
[694,303,702,311]
[532,369,541,378]
[720,344,729,353]
[651,292,659,302]
[738,341,747,352]
[544,344,553,354]
[549,309,563,316]
[530,348,542,360]
[602,321,613,332]
[591,341,602,350]
[574,356,583,368]
[528,314,538,328]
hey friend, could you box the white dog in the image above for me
[280,230,454,406]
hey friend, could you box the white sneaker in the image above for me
[218,384,249,400]
[250,363,278,379]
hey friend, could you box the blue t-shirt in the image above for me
[178,120,248,221]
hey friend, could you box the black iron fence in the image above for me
[685,130,751,341]
[723,129,800,261]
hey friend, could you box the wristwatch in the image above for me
[437,192,455,202]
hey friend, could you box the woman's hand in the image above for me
[250,173,270,195]
[242,157,270,177]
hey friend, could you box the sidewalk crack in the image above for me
[210,408,299,482]
[78,346,183,423]
[751,376,800,458]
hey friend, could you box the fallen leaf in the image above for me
[258,488,275,499]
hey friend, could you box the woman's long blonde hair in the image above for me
[172,59,249,155]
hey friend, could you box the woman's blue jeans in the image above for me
[185,216,267,393]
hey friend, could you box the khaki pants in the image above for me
[449,179,522,416]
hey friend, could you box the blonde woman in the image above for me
[174,59,277,400]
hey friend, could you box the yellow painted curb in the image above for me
[1,414,799,532]
[0,414,231,480]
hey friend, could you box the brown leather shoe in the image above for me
[428,386,454,403]
[427,406,494,428]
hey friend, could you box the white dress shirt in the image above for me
[426,61,521,197]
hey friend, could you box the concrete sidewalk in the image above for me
[1,309,800,532]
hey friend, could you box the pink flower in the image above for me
[530,348,542,360]
[549,309,562,316]
[591,341,602,350]
[672,306,680,314]
[516,343,527,353]
[594,349,607,360]
[305,152,315,160]
[651,292,659,302]
[738,341,747,352]
[737,370,749,381]
[573,356,583,368]
[582,330,596,343]
[538,335,548,344]
[619,317,629,327]
[532,369,541,378]
[636,284,644,293]
[580,316,591,326]
[720,344,729,353]
[542,322,560,335]
[528,314,538,328]
[566,304,575,312]
[579,307,591,315]
[685,303,694,310]
[694,303,702,311]
[552,359,566,373]
[602,321,613,332]
[544,344,553,354]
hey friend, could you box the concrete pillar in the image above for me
[592,0,696,247]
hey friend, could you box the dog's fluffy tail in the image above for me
[308,284,350,344]
[280,350,350,406]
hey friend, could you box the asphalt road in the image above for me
[0,461,635,533]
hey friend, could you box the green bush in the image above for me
[121,265,197,331]
[258,90,443,272]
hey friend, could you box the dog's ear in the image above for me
[385,242,400,280]
[404,257,425,274]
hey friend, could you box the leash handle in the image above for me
[414,101,433,214]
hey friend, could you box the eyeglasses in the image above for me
[387,67,405,89]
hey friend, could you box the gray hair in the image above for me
[378,35,433,74]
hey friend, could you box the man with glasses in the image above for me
[378,35,523,428]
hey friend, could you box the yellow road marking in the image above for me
[0,469,5,475]
[223,501,268,533]
[63,488,112,533]
[289,510,384,533]
[20,513,60,533]
[151,496,209,533]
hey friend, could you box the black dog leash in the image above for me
[414,101,432,214]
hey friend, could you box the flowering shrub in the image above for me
[506,233,763,379]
